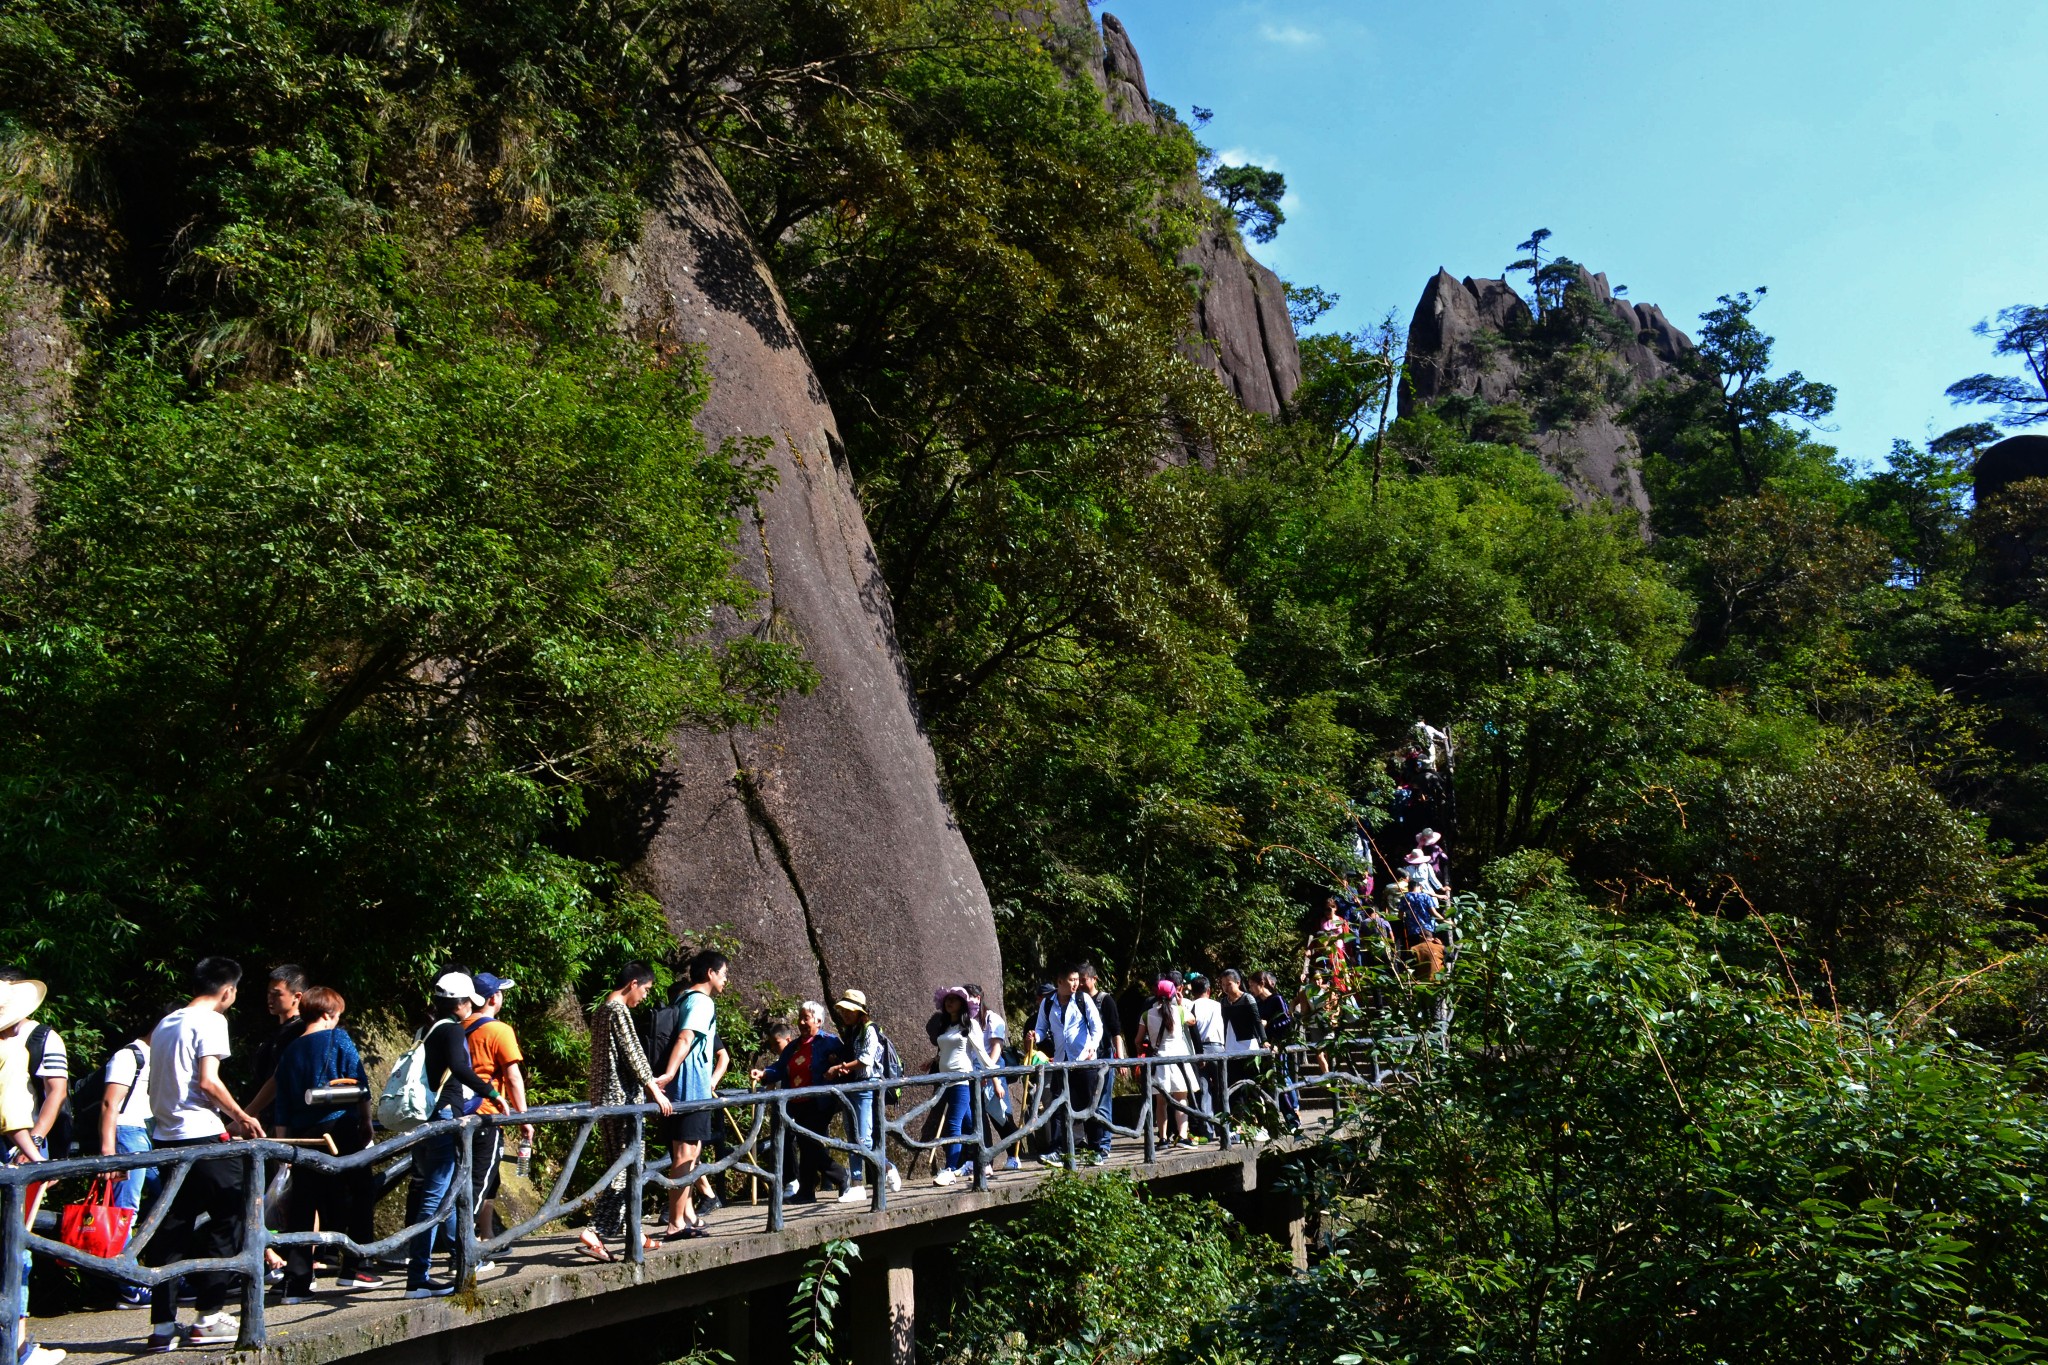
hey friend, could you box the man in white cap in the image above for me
[2,972,65,1365]
[403,972,499,1299]
[142,957,265,1352]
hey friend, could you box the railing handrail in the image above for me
[1,1027,1447,1350]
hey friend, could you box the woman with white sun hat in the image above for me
[1,972,66,1365]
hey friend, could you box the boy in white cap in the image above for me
[403,972,499,1298]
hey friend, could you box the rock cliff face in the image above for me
[607,146,1002,1031]
[0,246,77,555]
[1401,266,1693,520]
[1059,7,1302,419]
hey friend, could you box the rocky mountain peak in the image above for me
[1401,265,1696,522]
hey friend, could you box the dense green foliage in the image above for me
[927,1172,1284,1364]
[1165,890,2048,1365]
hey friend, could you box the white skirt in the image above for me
[1148,1061,1194,1096]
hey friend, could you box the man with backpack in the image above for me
[0,966,71,1161]
[1248,972,1302,1133]
[824,988,901,1201]
[79,1031,155,1305]
[653,951,731,1235]
[1026,966,1104,1165]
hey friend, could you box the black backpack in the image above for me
[26,1024,74,1157]
[641,993,684,1075]
[69,1042,144,1156]
[875,1028,906,1105]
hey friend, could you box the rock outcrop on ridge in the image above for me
[607,147,1002,1031]
[1055,5,1302,420]
[1401,266,1694,520]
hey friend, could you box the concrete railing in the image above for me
[1,1019,1452,1350]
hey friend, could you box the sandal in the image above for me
[576,1232,615,1263]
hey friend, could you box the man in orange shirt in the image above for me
[464,973,530,1248]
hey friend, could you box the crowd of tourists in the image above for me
[0,825,1454,1361]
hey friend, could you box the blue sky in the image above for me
[1095,0,2048,468]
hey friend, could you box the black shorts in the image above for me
[470,1125,503,1199]
[664,1108,714,1147]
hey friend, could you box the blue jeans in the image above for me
[940,1080,973,1171]
[844,1091,886,1187]
[112,1125,154,1213]
[405,1124,462,1288]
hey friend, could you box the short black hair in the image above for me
[0,965,27,983]
[193,957,243,995]
[1221,968,1243,985]
[1056,963,1084,979]
[618,961,655,990]
[268,964,308,994]
[1188,974,1211,997]
[686,950,729,985]
[964,982,984,999]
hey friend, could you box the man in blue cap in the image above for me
[463,972,529,1254]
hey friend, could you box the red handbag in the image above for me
[60,1175,134,1259]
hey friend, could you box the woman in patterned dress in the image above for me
[578,962,672,1262]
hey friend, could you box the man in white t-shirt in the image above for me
[142,957,264,1353]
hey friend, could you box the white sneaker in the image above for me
[186,1313,239,1347]
[472,1262,498,1277]
[145,1326,181,1354]
[931,1167,959,1187]
[782,1180,800,1198]
[837,1185,868,1204]
[405,1282,456,1300]
[21,1344,67,1365]
[886,1167,902,1192]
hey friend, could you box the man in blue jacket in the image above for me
[1025,966,1105,1164]
[749,1001,847,1203]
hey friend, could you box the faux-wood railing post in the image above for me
[238,1147,268,1346]
[2,1179,25,1358]
[624,1111,646,1265]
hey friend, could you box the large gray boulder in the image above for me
[1400,266,1692,521]
[607,146,1002,1033]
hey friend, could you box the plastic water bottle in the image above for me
[516,1142,532,1178]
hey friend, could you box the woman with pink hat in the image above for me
[1138,980,1196,1148]
[930,987,996,1185]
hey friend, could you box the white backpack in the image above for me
[376,1019,453,1132]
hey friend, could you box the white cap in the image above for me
[432,972,486,1006]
